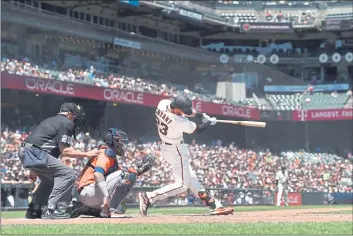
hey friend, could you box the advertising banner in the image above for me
[178,8,203,21]
[264,84,349,92]
[292,109,353,121]
[274,192,302,206]
[260,110,292,121]
[329,192,353,204]
[113,37,141,49]
[120,0,139,7]
[1,73,260,120]
[322,19,353,31]
[240,22,293,33]
[301,192,327,205]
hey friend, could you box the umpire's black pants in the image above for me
[19,146,75,210]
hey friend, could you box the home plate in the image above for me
[111,214,134,218]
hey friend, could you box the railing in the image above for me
[2,184,352,210]
[3,1,218,62]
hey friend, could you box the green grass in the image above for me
[1,222,352,234]
[1,205,348,219]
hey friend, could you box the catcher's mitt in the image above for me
[136,153,156,176]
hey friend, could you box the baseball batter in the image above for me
[138,95,234,216]
[275,165,289,206]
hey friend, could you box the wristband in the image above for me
[97,181,109,198]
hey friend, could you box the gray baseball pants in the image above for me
[19,147,75,210]
[79,170,136,210]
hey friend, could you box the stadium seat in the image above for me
[266,93,350,110]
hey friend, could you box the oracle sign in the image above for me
[0,73,262,120]
[103,89,144,104]
[274,192,302,206]
[25,78,74,95]
[222,105,252,118]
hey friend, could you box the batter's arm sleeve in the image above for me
[194,120,212,133]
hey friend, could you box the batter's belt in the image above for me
[162,140,184,146]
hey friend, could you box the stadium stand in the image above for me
[2,52,352,111]
[1,126,352,193]
[220,13,258,24]
[266,93,351,110]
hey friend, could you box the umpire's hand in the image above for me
[28,170,38,183]
[86,149,99,158]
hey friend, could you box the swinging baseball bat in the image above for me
[216,120,266,128]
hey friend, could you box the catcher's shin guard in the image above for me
[198,190,216,209]
[110,171,137,209]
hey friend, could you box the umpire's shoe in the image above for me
[70,202,87,218]
[41,205,71,219]
[25,203,42,219]
[138,192,151,216]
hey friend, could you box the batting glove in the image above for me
[202,113,211,123]
[209,117,217,125]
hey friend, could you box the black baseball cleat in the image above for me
[25,203,42,219]
[70,202,86,218]
[41,207,71,219]
[138,192,151,216]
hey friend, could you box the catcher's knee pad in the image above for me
[126,172,137,186]
[198,190,216,209]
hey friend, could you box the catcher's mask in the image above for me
[136,153,156,176]
[60,103,85,126]
[104,128,128,156]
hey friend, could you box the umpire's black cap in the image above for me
[60,103,85,125]
[170,95,193,115]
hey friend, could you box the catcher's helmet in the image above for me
[60,103,85,126]
[170,95,193,115]
[103,128,128,156]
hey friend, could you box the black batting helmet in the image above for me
[170,95,193,115]
[60,103,85,126]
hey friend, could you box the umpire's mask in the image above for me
[60,103,85,126]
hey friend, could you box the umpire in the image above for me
[19,103,98,219]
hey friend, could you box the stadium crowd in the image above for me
[2,126,352,194]
[1,54,242,107]
[2,53,352,111]
[264,10,316,25]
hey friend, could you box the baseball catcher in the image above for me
[71,128,155,218]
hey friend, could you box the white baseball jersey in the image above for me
[275,170,288,185]
[155,99,197,144]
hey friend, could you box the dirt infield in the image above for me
[2,207,352,225]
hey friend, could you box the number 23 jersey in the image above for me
[156,99,197,144]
